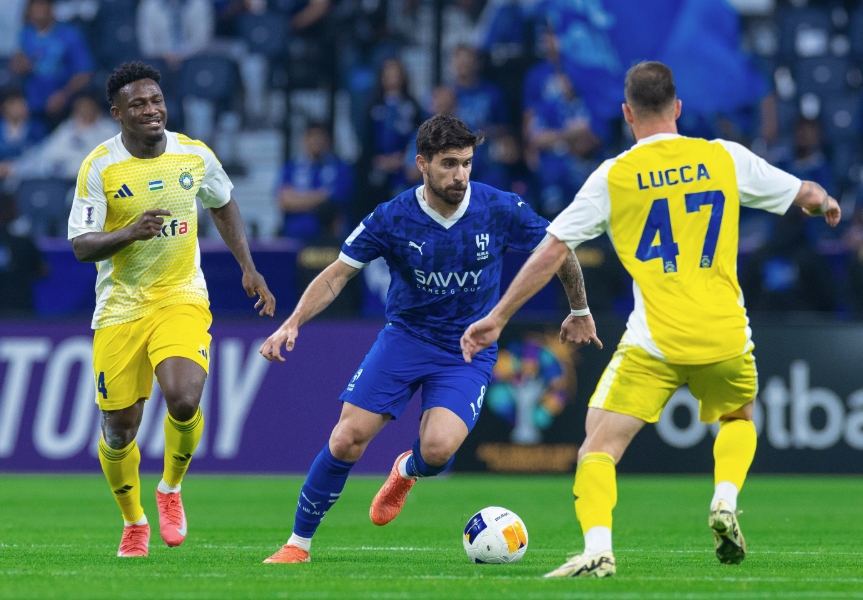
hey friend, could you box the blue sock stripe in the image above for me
[292,444,355,538]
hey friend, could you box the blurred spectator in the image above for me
[475,132,536,206]
[0,89,47,161]
[277,124,353,240]
[404,85,458,186]
[0,191,48,315]
[0,0,27,58]
[741,208,837,313]
[525,68,599,218]
[450,45,508,134]
[367,58,422,201]
[6,93,117,179]
[286,0,331,33]
[295,203,361,316]
[11,0,93,123]
[137,0,216,69]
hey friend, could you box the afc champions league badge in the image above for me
[179,171,194,190]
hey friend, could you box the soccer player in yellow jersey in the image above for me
[66,63,276,557]
[462,62,841,578]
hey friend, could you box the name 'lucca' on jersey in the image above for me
[67,131,233,329]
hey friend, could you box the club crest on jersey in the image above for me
[178,171,194,190]
[664,260,677,273]
[476,233,490,260]
[346,368,363,391]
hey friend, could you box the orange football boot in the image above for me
[156,490,187,547]
[117,523,150,557]
[369,450,416,526]
[263,544,311,563]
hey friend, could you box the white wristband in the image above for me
[570,308,591,317]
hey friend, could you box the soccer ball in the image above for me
[463,506,528,564]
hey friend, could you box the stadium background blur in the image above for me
[0,0,861,479]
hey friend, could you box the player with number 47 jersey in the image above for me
[257,114,600,564]
[461,61,841,578]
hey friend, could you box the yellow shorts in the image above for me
[92,304,212,411]
[589,344,758,424]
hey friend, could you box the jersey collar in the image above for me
[634,132,681,147]
[112,130,178,160]
[415,183,471,230]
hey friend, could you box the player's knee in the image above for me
[329,427,368,462]
[164,389,200,422]
[417,437,455,467]
[102,420,137,449]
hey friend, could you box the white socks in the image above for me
[583,526,612,555]
[397,455,416,480]
[712,481,739,512]
[157,479,181,494]
[124,515,148,527]
[288,533,312,552]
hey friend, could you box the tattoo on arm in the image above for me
[556,251,588,310]
[326,280,337,300]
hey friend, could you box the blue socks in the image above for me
[405,437,454,478]
[293,444,355,538]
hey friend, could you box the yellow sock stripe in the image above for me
[76,146,109,198]
[577,452,616,470]
[98,438,137,462]
[167,407,202,432]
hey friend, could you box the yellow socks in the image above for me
[99,438,144,523]
[712,419,757,510]
[163,407,204,487]
[573,452,617,553]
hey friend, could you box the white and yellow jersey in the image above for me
[547,133,802,364]
[67,131,233,329]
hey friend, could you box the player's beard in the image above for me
[427,176,467,206]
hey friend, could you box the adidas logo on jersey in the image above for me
[113,184,134,198]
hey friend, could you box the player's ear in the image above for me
[415,154,427,174]
[110,105,121,122]
[622,103,634,124]
[672,99,682,121]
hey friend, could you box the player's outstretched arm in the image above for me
[555,249,602,349]
[259,259,361,362]
[71,209,172,263]
[209,198,276,317]
[793,180,841,227]
[461,235,574,362]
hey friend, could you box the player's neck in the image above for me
[631,120,678,143]
[422,184,461,219]
[121,131,167,159]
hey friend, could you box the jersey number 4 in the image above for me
[635,190,725,273]
[97,371,108,399]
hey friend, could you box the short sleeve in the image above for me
[339,210,386,269]
[507,195,550,252]
[196,147,233,209]
[68,155,107,240]
[546,162,612,250]
[717,140,802,214]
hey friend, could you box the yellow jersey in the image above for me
[547,134,802,364]
[67,131,233,329]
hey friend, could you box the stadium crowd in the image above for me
[1,0,863,316]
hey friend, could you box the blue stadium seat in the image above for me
[778,8,832,58]
[16,179,75,238]
[822,95,860,143]
[179,56,236,101]
[96,14,141,68]
[240,14,287,57]
[795,57,849,97]
[850,9,863,57]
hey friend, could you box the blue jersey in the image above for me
[339,182,549,357]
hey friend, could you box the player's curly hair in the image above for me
[416,114,484,161]
[105,62,161,105]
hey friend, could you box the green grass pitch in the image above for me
[1,474,861,599]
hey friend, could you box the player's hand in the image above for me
[259,322,298,362]
[461,315,503,363]
[243,269,276,316]
[129,209,171,241]
[802,195,841,227]
[559,314,602,349]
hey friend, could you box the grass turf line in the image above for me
[0,475,860,599]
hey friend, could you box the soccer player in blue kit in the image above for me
[258,114,600,563]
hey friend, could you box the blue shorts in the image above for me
[339,323,494,432]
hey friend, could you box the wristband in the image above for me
[570,308,591,317]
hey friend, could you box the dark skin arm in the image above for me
[209,197,276,316]
[72,208,172,262]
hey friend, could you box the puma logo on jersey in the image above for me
[409,241,426,255]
